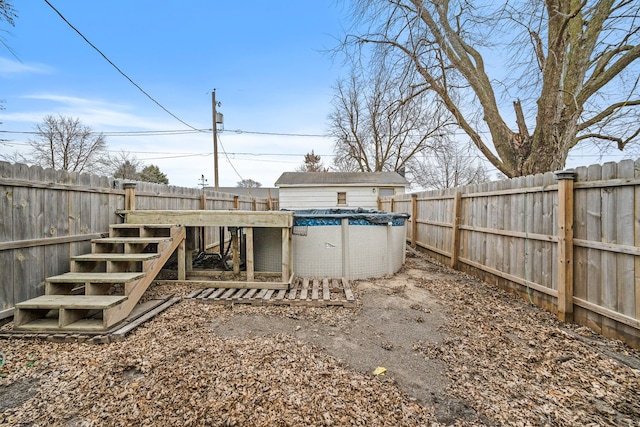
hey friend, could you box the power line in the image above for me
[2,137,632,161]
[217,134,244,182]
[103,130,206,136]
[0,128,332,137]
[225,129,328,137]
[42,0,201,132]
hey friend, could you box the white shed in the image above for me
[274,172,408,210]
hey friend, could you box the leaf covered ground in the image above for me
[1,251,639,426]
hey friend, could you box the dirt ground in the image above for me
[1,250,639,426]
[207,257,461,420]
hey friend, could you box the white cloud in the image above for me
[1,90,333,188]
[0,57,52,77]
[18,93,170,130]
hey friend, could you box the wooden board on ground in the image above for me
[190,277,357,308]
[153,279,289,290]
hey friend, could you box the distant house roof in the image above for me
[207,187,279,198]
[275,172,408,187]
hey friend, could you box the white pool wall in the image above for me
[253,210,408,280]
[291,210,408,280]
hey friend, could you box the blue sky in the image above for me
[0,1,347,188]
[1,1,633,190]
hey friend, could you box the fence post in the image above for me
[411,194,418,248]
[123,182,137,211]
[555,170,577,323]
[450,191,462,269]
[233,195,239,210]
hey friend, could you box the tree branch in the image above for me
[579,44,640,104]
[578,98,640,131]
[576,127,640,149]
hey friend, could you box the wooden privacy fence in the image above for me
[381,159,640,348]
[0,161,274,319]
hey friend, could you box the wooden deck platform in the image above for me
[186,277,357,307]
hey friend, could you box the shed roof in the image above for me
[275,172,408,187]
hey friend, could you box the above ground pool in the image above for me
[253,209,410,280]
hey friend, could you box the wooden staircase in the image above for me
[14,224,186,332]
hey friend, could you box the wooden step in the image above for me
[15,295,127,310]
[46,272,145,295]
[47,272,145,283]
[93,237,171,244]
[109,224,177,238]
[110,224,179,228]
[71,253,160,262]
[14,295,128,331]
[70,253,160,275]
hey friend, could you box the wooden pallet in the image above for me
[187,278,356,308]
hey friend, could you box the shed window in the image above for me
[337,192,347,205]
[379,188,395,197]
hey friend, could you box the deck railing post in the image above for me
[123,182,137,211]
[555,170,577,323]
[281,227,291,282]
[246,227,254,281]
[199,194,207,253]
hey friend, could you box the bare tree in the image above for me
[108,151,143,180]
[0,0,16,135]
[237,179,262,188]
[296,150,326,172]
[0,0,17,57]
[413,140,489,190]
[26,115,108,173]
[108,151,169,183]
[342,0,640,177]
[328,62,452,174]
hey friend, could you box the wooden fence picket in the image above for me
[0,162,271,319]
[386,162,640,348]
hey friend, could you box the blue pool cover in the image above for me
[287,208,410,226]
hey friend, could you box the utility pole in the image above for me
[212,89,219,191]
[211,90,224,258]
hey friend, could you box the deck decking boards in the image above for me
[189,277,356,307]
[342,278,355,302]
[322,279,330,301]
[232,288,248,300]
[300,278,309,300]
[198,288,217,299]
